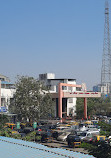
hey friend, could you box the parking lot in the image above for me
[40,139,89,154]
[3,117,111,157]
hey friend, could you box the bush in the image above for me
[98,121,111,132]
[88,141,111,158]
[80,141,111,158]
[79,142,93,150]
[23,131,36,141]
[0,128,12,137]
[12,134,21,139]
[36,135,42,141]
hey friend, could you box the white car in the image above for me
[86,128,100,132]
[108,136,111,146]
[79,130,100,140]
[56,126,70,130]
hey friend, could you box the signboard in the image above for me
[33,122,37,129]
[17,122,20,129]
[0,107,7,112]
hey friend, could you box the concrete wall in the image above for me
[1,88,15,109]
[1,88,16,98]
[39,73,77,116]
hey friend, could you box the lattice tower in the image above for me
[101,0,111,94]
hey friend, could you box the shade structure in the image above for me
[0,136,95,158]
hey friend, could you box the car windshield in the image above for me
[61,132,66,136]
[76,132,82,136]
[100,137,105,141]
[74,137,80,141]
[47,132,51,136]
[79,124,84,128]
[80,133,86,136]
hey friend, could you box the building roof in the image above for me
[0,74,10,82]
[0,136,95,158]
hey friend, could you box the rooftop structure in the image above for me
[0,136,95,158]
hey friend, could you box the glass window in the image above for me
[100,137,105,141]
[81,133,86,136]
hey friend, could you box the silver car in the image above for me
[57,132,71,141]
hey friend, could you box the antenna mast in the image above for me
[101,0,111,95]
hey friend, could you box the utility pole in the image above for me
[101,0,111,96]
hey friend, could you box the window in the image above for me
[1,84,5,88]
[51,86,55,91]
[0,78,5,81]
[69,98,73,103]
[62,86,67,90]
[100,137,105,141]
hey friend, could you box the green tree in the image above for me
[80,142,111,158]
[88,142,111,158]
[0,114,9,129]
[76,97,111,119]
[76,98,84,119]
[9,76,55,122]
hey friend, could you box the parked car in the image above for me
[67,135,81,148]
[84,121,93,125]
[75,131,83,136]
[49,124,57,130]
[57,131,71,141]
[108,136,111,146]
[71,125,79,131]
[23,127,34,134]
[41,131,53,142]
[79,130,100,140]
[92,135,106,143]
[91,120,99,125]
[52,130,63,139]
[82,134,94,143]
[56,126,70,130]
[86,128,100,132]
[87,125,96,129]
[78,123,88,131]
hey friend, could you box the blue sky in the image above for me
[0,0,108,90]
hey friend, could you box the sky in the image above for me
[0,0,109,90]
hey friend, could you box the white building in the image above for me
[0,73,78,115]
[93,83,110,96]
[0,74,15,112]
[39,73,77,117]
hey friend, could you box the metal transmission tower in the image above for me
[101,0,111,95]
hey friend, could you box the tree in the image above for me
[76,97,111,119]
[88,142,111,158]
[0,114,9,129]
[76,98,96,119]
[9,76,55,122]
[76,98,84,119]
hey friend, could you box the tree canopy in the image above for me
[76,97,111,119]
[9,76,55,122]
